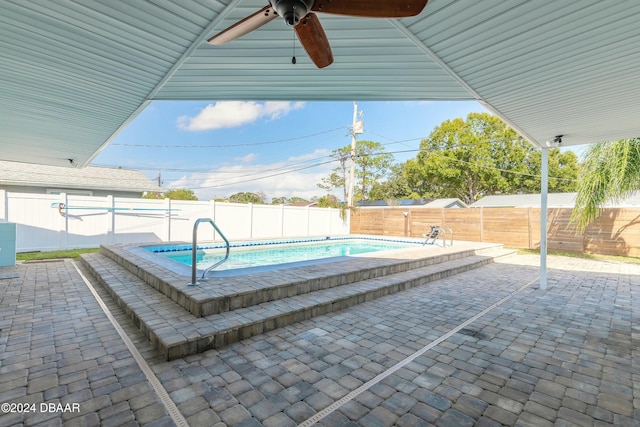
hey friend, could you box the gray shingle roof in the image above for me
[357,198,468,208]
[423,198,468,208]
[0,160,158,193]
[470,193,577,208]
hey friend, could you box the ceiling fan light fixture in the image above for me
[270,0,315,26]
[209,0,429,68]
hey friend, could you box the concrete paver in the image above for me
[0,261,171,426]
[0,254,638,426]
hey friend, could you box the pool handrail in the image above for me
[190,218,230,286]
[443,226,453,247]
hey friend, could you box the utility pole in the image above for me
[347,102,364,207]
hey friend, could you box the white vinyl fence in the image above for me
[0,190,350,252]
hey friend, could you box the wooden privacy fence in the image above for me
[350,207,640,257]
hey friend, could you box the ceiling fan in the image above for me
[207,0,429,68]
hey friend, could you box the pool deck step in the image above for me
[99,242,506,317]
[80,247,516,360]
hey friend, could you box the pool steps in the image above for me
[80,242,516,360]
[97,243,503,318]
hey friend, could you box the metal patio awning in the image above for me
[2,0,640,166]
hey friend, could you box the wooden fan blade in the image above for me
[208,5,278,45]
[295,14,333,68]
[312,0,428,18]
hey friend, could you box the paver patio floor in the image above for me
[0,254,638,426]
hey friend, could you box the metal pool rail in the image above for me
[190,218,229,286]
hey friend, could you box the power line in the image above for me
[94,133,576,192]
[160,143,576,191]
[168,159,338,186]
[111,127,347,148]
[183,158,338,190]
[95,152,339,188]
[418,150,578,182]
[362,130,578,183]
[354,147,577,183]
[172,147,576,192]
[365,130,422,149]
[95,151,336,175]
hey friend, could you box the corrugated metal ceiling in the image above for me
[1,0,640,167]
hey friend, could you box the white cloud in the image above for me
[177,101,305,131]
[166,153,340,202]
[236,153,258,163]
[288,149,331,162]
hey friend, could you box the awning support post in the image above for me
[540,146,549,290]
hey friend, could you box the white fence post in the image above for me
[249,203,254,239]
[0,190,7,222]
[107,195,115,244]
[210,200,217,240]
[280,204,285,237]
[346,207,350,235]
[60,193,68,249]
[164,198,171,242]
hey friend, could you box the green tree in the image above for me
[271,196,309,205]
[165,189,198,200]
[288,196,309,203]
[571,138,640,231]
[515,149,579,193]
[318,146,350,201]
[368,163,419,201]
[355,140,393,201]
[145,189,198,200]
[318,141,393,202]
[229,191,266,204]
[405,112,578,204]
[317,194,340,208]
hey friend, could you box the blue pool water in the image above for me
[144,237,420,272]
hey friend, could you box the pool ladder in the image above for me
[422,226,454,247]
[189,218,230,286]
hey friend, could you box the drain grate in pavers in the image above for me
[457,327,491,340]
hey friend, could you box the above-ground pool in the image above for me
[138,236,424,275]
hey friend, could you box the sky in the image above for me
[92,100,491,202]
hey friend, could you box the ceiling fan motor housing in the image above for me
[269,0,315,26]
